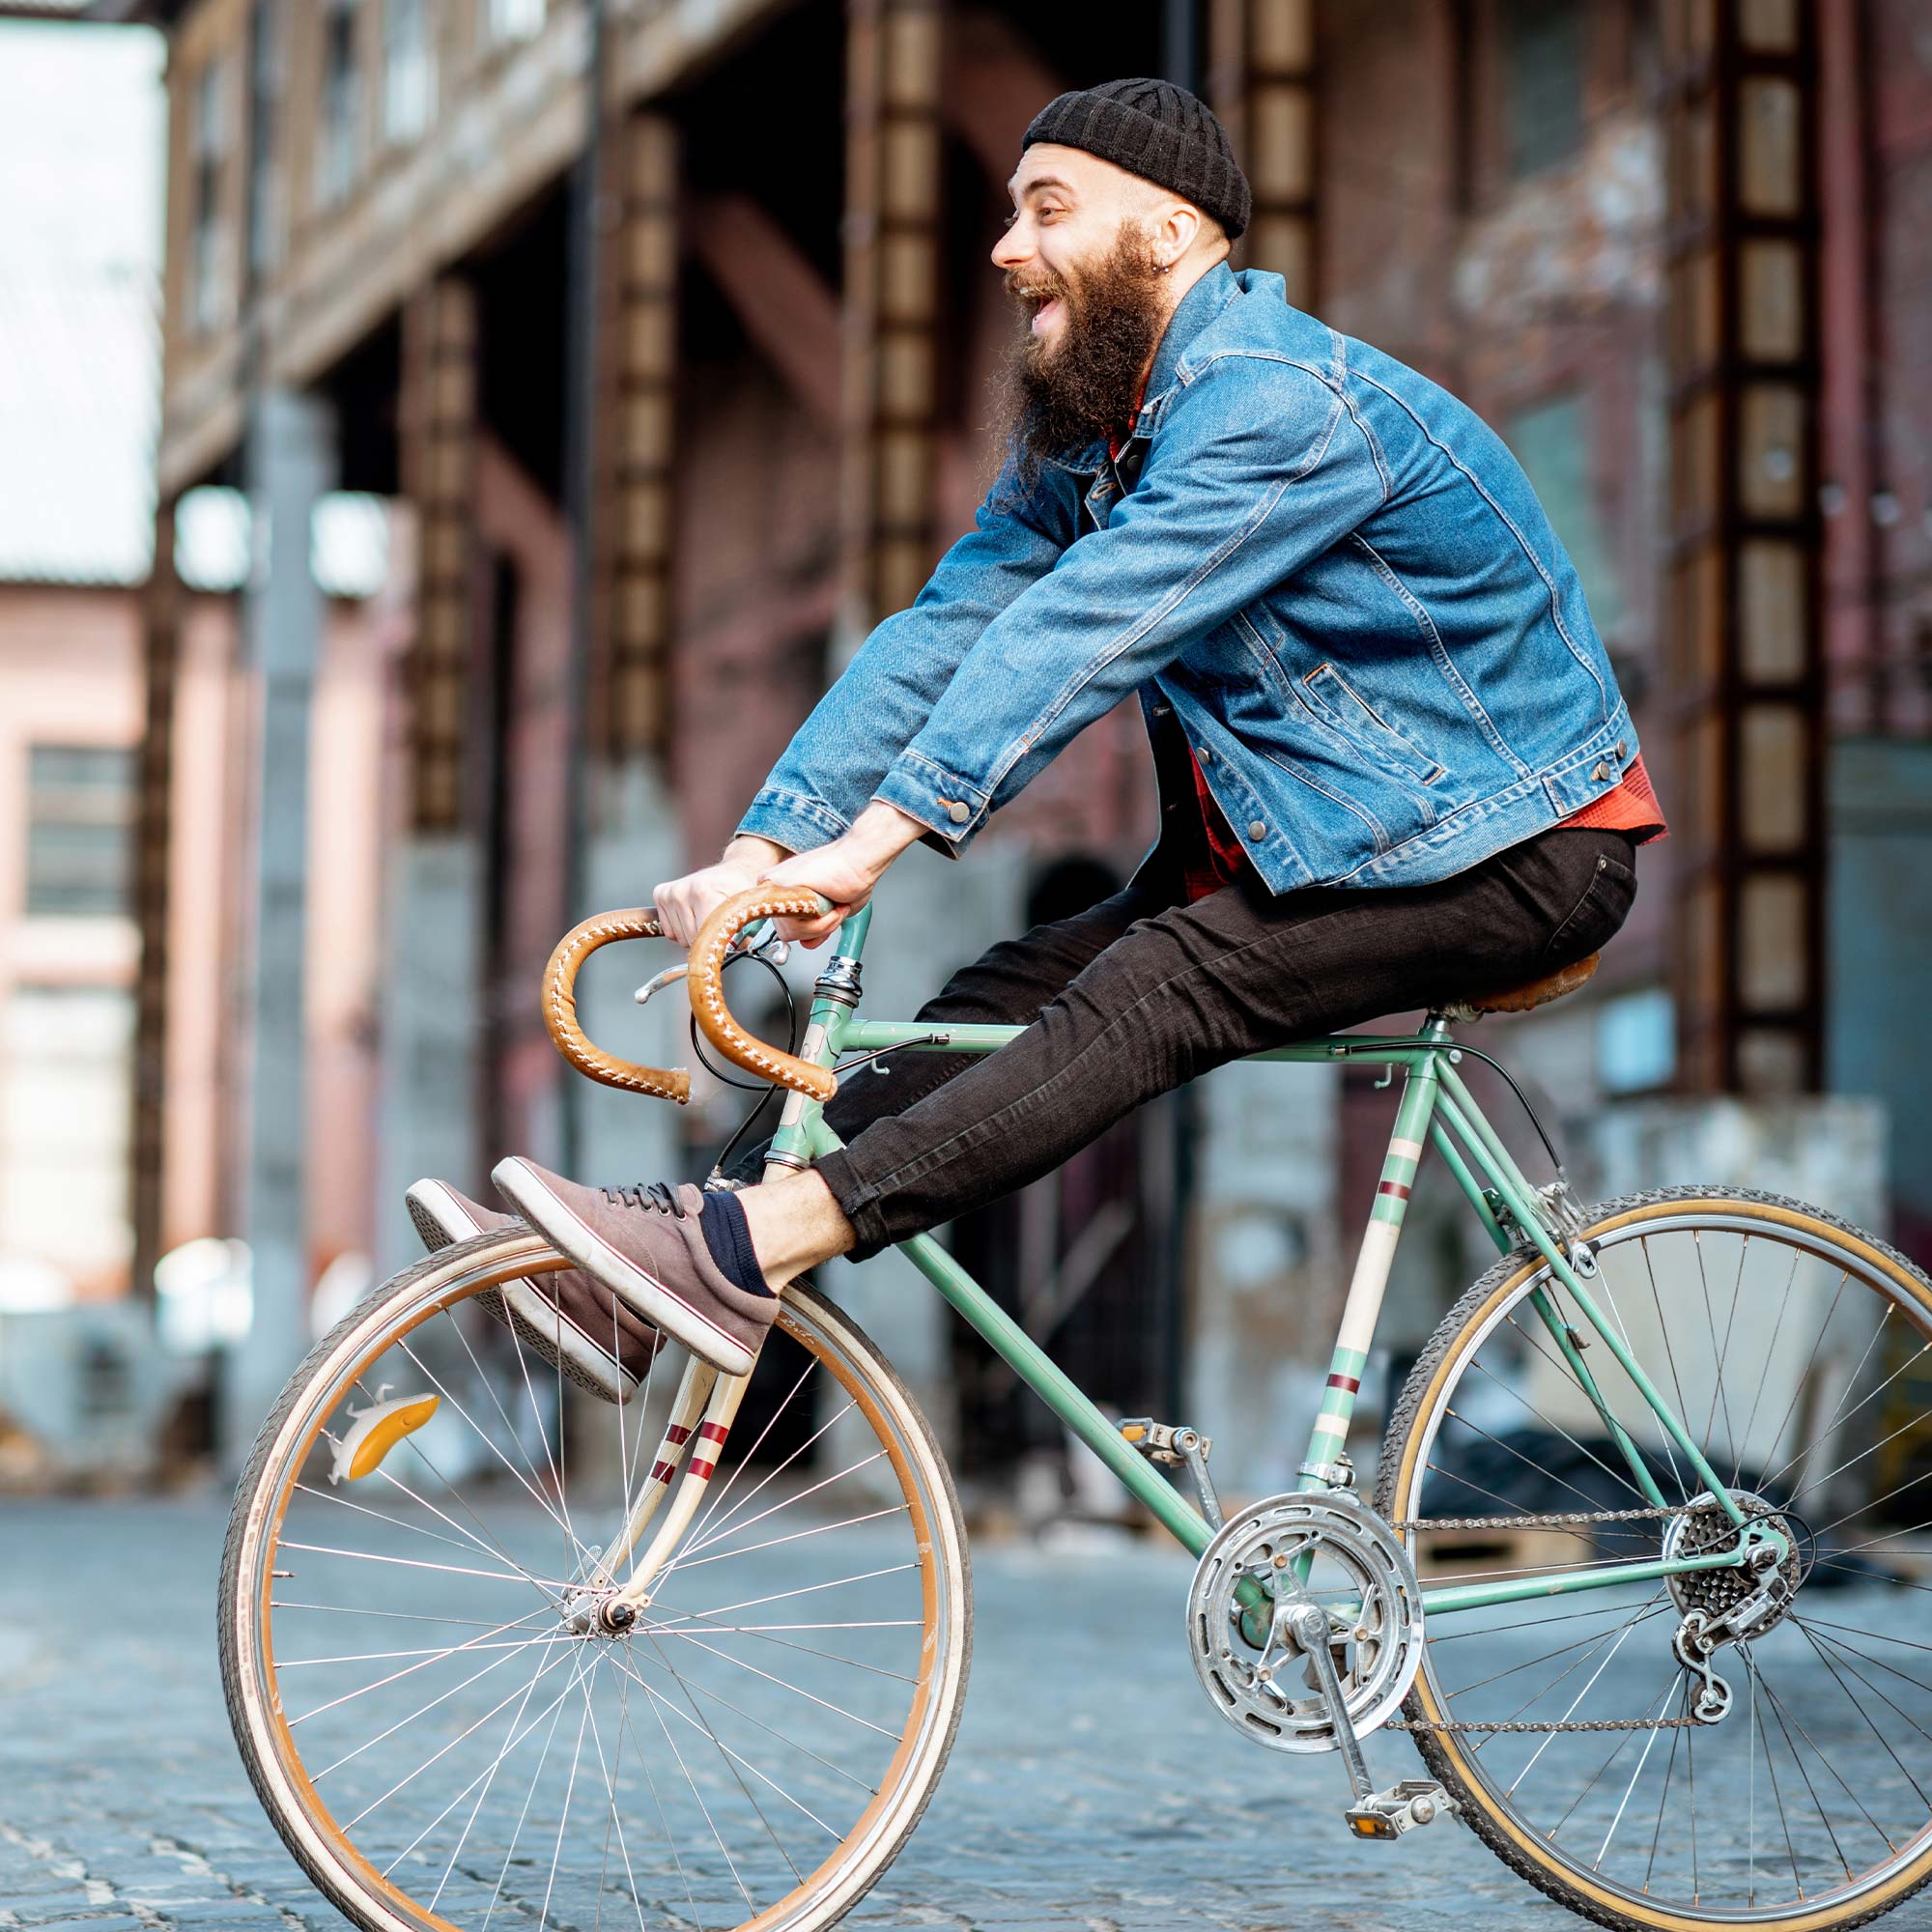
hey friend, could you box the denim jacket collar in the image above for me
[1139,259,1242,421]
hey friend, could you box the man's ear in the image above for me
[1154,200,1203,270]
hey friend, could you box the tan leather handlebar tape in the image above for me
[541,907,693,1103]
[687,885,840,1102]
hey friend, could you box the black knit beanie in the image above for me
[1023,78,1251,241]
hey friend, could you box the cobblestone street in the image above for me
[4,1494,1928,1932]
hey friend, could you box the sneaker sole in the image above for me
[490,1159,758,1378]
[405,1179,640,1405]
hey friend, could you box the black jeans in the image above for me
[753,826,1636,1262]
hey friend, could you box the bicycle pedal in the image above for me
[1119,1417,1222,1528]
[1343,1779,1456,1841]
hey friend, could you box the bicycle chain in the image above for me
[1386,1501,1709,1733]
[1388,1503,1691,1532]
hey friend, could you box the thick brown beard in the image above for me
[990,225,1168,493]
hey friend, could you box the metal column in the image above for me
[601,112,680,759]
[129,497,182,1302]
[1662,0,1824,1093]
[400,275,482,833]
[1208,0,1317,305]
[840,0,943,642]
[225,386,336,1462]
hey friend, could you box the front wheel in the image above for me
[1378,1186,1932,1932]
[220,1227,971,1932]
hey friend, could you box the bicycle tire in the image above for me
[219,1226,972,1932]
[1377,1185,1932,1932]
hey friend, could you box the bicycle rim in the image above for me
[1378,1189,1932,1932]
[220,1229,970,1932]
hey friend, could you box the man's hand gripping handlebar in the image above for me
[540,887,841,1103]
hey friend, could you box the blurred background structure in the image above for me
[0,0,1927,1512]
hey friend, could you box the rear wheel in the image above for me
[220,1227,971,1932]
[1378,1187,1932,1932]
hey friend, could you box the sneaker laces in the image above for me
[601,1179,686,1217]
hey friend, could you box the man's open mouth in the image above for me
[1029,296,1062,332]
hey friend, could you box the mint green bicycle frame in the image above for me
[754,902,1771,1623]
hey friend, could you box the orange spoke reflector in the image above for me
[328,1386,441,1484]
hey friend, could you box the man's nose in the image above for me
[990,224,1028,272]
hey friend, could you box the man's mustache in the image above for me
[1005,269,1068,308]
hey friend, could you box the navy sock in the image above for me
[698,1190,774,1297]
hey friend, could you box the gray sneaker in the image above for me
[405,1179,663,1404]
[490,1159,779,1378]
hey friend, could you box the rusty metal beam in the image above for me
[1662,0,1824,1094]
[1208,0,1317,305]
[840,0,943,636]
[399,274,481,831]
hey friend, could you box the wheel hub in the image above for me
[1662,1489,1803,1637]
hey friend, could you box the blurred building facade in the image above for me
[46,0,1932,1488]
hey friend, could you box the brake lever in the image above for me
[633,923,789,1008]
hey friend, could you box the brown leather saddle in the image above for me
[1437,952,1599,1024]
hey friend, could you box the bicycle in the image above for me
[221,883,1932,1932]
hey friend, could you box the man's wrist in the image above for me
[723,833,789,869]
[846,801,926,867]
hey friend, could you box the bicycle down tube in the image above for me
[753,908,1774,1622]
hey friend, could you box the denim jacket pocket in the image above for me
[1298,662,1448,791]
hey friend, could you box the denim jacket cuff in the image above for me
[871,753,990,855]
[734,787,850,854]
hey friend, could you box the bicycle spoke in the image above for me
[667,1503,911,1572]
[669,1451,893,1573]
[292,1606,559,1728]
[676,1398,862,1562]
[575,1661,649,1932]
[640,1622,902,1741]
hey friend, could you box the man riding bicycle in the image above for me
[410,77,1662,1393]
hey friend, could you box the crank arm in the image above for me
[1286,1601,1375,1804]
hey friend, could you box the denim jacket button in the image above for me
[1196,746,1213,763]
[943,800,971,825]
[1616,739,1628,759]
[1246,819,1266,840]
[1592,761,1609,781]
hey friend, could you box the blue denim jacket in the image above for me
[738,262,1637,892]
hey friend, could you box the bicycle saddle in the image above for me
[1439,952,1599,1021]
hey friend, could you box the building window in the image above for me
[384,0,435,143]
[316,0,363,209]
[1499,0,1583,179]
[484,0,546,45]
[246,0,284,281]
[190,58,231,332]
[23,747,137,920]
[1507,392,1623,640]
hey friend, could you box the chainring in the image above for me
[1185,1490,1425,1756]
